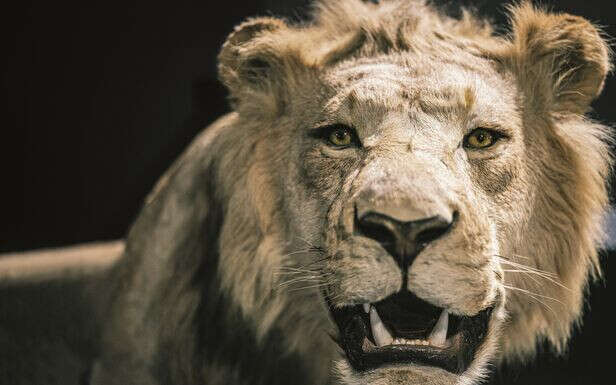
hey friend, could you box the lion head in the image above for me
[92,1,612,385]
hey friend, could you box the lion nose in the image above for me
[356,211,455,269]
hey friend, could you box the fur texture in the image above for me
[90,1,612,385]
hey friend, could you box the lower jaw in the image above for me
[335,359,462,385]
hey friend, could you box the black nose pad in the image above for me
[356,211,455,270]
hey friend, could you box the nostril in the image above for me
[413,212,457,246]
[357,220,397,248]
[416,226,448,245]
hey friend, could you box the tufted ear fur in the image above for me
[505,2,611,115]
[218,17,299,112]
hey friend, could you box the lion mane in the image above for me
[1,1,611,385]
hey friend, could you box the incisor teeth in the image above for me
[428,309,449,347]
[369,307,393,347]
[392,338,430,346]
[363,303,370,314]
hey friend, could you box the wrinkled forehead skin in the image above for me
[320,56,519,153]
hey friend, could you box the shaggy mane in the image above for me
[309,0,493,62]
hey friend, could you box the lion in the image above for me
[0,1,612,384]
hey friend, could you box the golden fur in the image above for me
[5,1,608,385]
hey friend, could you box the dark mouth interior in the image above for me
[374,293,460,340]
[327,291,492,373]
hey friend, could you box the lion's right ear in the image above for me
[218,17,293,109]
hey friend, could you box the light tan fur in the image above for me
[205,1,613,383]
[22,1,608,385]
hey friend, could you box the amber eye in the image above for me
[464,128,500,149]
[311,124,359,148]
[329,128,352,146]
[325,125,356,147]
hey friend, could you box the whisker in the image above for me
[299,255,330,267]
[499,261,558,278]
[277,278,323,288]
[503,285,566,306]
[502,285,561,317]
[495,256,557,275]
[502,269,572,292]
[277,272,319,278]
[283,249,321,257]
[496,255,573,293]
[515,292,558,317]
[278,247,326,261]
[502,269,544,288]
[285,283,331,293]
[275,270,327,280]
[275,270,325,280]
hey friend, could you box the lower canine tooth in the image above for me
[428,309,449,347]
[369,307,394,347]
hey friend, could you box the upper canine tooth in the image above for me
[369,307,393,347]
[428,309,449,347]
[363,303,370,314]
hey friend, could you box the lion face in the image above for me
[210,1,611,385]
[275,53,518,383]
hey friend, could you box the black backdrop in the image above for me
[1,1,613,384]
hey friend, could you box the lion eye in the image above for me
[316,124,358,148]
[329,128,352,147]
[464,128,500,150]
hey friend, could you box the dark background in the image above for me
[0,0,612,384]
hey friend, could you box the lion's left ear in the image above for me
[505,3,611,115]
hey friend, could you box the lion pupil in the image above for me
[335,131,348,143]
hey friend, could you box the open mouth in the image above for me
[327,291,493,373]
